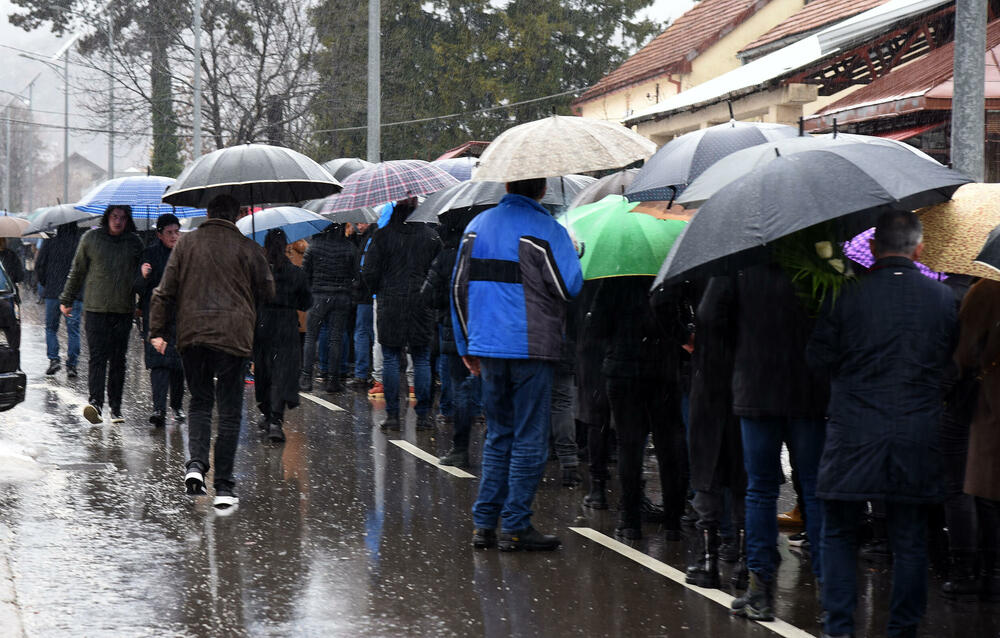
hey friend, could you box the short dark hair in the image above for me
[206,195,240,221]
[506,178,547,200]
[873,210,922,256]
[155,213,180,232]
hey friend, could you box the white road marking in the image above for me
[569,527,817,638]
[299,392,345,412]
[389,440,477,479]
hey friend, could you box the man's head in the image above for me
[156,213,181,249]
[870,210,924,261]
[102,205,133,236]
[206,195,241,222]
[506,178,547,202]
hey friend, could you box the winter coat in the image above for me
[575,280,609,425]
[353,226,376,305]
[955,279,1000,501]
[451,193,582,361]
[59,227,143,314]
[287,238,309,333]
[255,260,312,411]
[303,228,359,296]
[421,244,459,355]
[362,215,441,349]
[35,226,82,299]
[149,219,274,358]
[0,249,24,285]
[135,240,182,370]
[807,257,958,503]
[700,262,829,419]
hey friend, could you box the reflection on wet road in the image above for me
[1,303,997,637]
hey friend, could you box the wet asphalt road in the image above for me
[2,302,999,637]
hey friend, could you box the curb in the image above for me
[0,524,25,638]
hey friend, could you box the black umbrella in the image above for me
[974,224,1000,276]
[162,144,342,208]
[321,157,374,182]
[653,142,972,287]
[625,121,800,202]
[567,169,640,209]
[23,204,100,235]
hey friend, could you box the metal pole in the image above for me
[366,0,380,163]
[63,51,70,203]
[4,113,9,212]
[107,12,114,179]
[192,0,203,157]
[951,0,987,181]
[27,80,33,212]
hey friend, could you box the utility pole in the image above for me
[951,0,987,181]
[367,0,380,163]
[63,51,70,202]
[25,75,38,212]
[107,11,115,179]
[192,0,203,158]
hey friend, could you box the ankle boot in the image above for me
[583,479,608,509]
[731,528,749,590]
[942,550,980,599]
[730,571,774,621]
[685,528,721,588]
[982,551,1000,602]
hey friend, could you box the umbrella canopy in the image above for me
[302,198,379,224]
[235,206,332,246]
[677,134,946,208]
[431,157,477,181]
[322,157,374,182]
[568,169,640,209]
[473,115,656,182]
[919,182,1000,279]
[163,144,342,208]
[974,224,1000,277]
[407,175,596,224]
[322,160,459,213]
[843,227,945,280]
[559,195,687,280]
[654,141,972,286]
[626,121,799,202]
[23,204,100,235]
[0,216,30,239]
[75,176,207,230]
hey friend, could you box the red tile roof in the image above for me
[739,0,888,56]
[807,18,1000,126]
[575,0,774,105]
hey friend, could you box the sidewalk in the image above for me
[0,524,24,638]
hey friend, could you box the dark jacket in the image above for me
[35,225,81,299]
[575,280,610,425]
[59,227,144,313]
[150,219,274,358]
[362,214,442,348]
[701,263,829,419]
[255,260,312,410]
[421,244,458,354]
[353,226,376,305]
[136,240,181,370]
[303,227,359,296]
[807,257,958,503]
[0,249,23,285]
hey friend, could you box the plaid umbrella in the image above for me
[322,160,459,214]
[75,176,206,231]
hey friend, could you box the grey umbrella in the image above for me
[407,175,596,224]
[568,169,640,209]
[23,204,100,235]
[321,157,375,182]
[653,140,972,287]
[162,144,342,207]
[302,198,379,224]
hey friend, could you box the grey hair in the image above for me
[873,210,923,256]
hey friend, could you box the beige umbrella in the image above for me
[919,182,1000,280]
[473,115,656,182]
[0,216,32,238]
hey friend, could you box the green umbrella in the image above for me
[559,195,687,280]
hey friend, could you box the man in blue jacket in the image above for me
[451,177,583,551]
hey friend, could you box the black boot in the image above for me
[268,419,286,443]
[685,528,721,588]
[583,479,608,509]
[731,529,749,590]
[942,550,980,599]
[982,551,1000,602]
[730,571,774,621]
[298,373,313,392]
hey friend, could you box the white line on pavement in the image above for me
[299,392,345,412]
[568,527,816,638]
[389,440,477,479]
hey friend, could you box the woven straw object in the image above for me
[919,182,1000,280]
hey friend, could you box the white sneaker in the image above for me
[213,491,239,511]
[83,404,103,424]
[109,411,125,424]
[184,468,206,495]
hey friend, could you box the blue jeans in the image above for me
[317,318,330,374]
[822,500,927,637]
[45,298,81,366]
[741,416,825,582]
[353,304,374,379]
[444,353,478,450]
[473,358,553,532]
[382,345,431,417]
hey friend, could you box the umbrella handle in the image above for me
[576,240,585,259]
[668,185,677,210]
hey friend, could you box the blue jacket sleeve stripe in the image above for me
[519,236,569,302]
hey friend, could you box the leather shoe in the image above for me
[472,528,497,549]
[45,360,61,376]
[148,410,166,427]
[499,526,561,551]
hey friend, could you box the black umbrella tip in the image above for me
[774,148,781,158]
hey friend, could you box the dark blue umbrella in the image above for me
[625,121,800,202]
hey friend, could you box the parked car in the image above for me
[0,263,25,411]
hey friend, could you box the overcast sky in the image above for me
[0,0,695,178]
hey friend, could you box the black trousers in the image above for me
[181,345,245,492]
[151,367,185,413]
[303,293,351,378]
[85,312,132,411]
[607,376,687,529]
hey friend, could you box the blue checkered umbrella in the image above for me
[75,176,206,230]
[235,206,331,245]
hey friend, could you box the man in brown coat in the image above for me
[149,195,274,511]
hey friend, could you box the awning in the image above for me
[875,122,944,141]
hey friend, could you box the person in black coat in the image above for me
[257,229,312,442]
[807,211,958,638]
[136,214,185,427]
[362,199,442,429]
[36,222,83,377]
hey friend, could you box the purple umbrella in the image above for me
[843,227,945,280]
